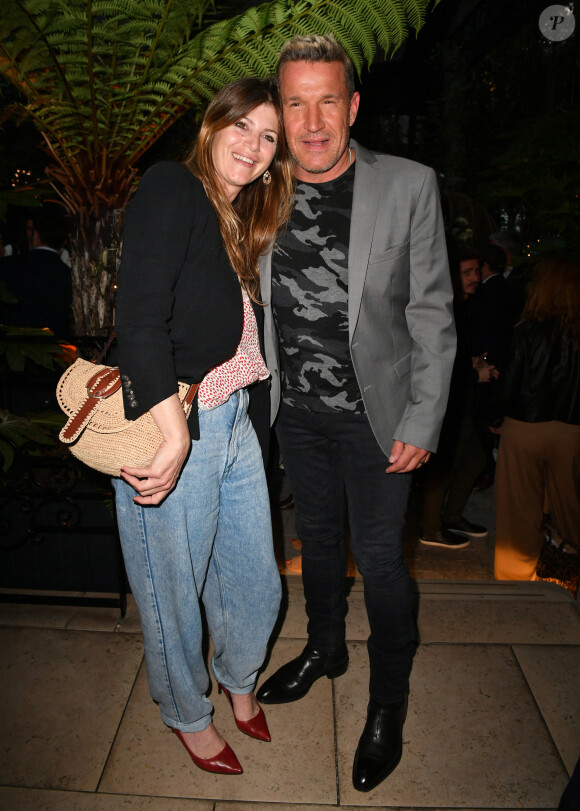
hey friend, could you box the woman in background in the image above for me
[494,256,580,580]
[113,77,293,775]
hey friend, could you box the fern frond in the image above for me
[0,0,439,213]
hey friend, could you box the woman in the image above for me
[494,256,580,580]
[112,77,294,775]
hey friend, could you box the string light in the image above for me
[11,168,32,188]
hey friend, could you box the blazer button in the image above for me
[130,401,138,408]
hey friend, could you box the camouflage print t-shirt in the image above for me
[271,164,364,413]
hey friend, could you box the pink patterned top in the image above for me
[197,289,269,410]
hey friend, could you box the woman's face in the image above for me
[212,102,279,201]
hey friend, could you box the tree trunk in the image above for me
[70,209,122,337]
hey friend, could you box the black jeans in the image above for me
[276,403,417,704]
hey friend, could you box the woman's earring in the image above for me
[262,170,271,185]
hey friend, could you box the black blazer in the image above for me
[115,161,246,442]
[469,273,522,371]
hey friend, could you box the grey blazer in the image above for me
[260,140,456,455]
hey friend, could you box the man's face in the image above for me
[459,258,481,298]
[278,60,360,182]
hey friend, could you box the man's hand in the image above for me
[477,362,499,383]
[387,440,431,473]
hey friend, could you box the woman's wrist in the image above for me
[149,393,191,444]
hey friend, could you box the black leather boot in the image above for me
[352,695,408,792]
[256,643,349,704]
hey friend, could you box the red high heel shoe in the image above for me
[171,727,243,774]
[218,684,271,742]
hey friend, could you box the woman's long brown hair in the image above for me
[184,77,294,301]
[521,256,580,347]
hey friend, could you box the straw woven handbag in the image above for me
[57,358,198,477]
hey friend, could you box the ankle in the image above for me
[231,691,258,722]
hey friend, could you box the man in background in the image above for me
[0,209,72,337]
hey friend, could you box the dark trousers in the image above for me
[276,403,417,704]
[422,413,486,535]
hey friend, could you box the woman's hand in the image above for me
[120,393,191,506]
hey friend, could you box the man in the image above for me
[0,210,72,337]
[458,252,481,299]
[468,242,522,489]
[420,247,494,548]
[489,228,521,280]
[490,228,531,301]
[257,36,456,792]
[470,242,522,374]
[0,210,72,415]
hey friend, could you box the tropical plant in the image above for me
[0,324,70,373]
[0,0,440,334]
[0,409,64,472]
[0,325,69,470]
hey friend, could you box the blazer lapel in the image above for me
[348,141,380,342]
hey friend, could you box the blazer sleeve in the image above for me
[395,168,456,450]
[115,161,197,419]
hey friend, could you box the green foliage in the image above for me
[421,20,579,253]
[0,185,44,221]
[478,110,580,255]
[0,0,439,332]
[0,325,69,372]
[0,280,18,304]
[0,326,69,469]
[0,0,439,216]
[0,409,64,472]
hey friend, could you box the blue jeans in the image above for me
[113,389,281,732]
[276,403,417,704]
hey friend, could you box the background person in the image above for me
[112,77,293,776]
[468,242,523,490]
[0,208,72,337]
[420,246,496,548]
[494,256,580,581]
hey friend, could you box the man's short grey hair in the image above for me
[276,34,356,98]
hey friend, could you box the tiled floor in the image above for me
[1,487,579,810]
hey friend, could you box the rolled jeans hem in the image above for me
[162,713,213,734]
